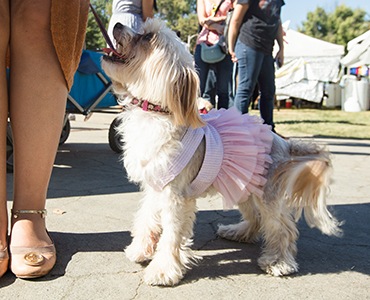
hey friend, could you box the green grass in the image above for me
[250,108,370,139]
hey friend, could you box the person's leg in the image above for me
[215,54,233,109]
[228,66,234,108]
[257,54,276,129]
[202,68,216,107]
[9,0,67,252]
[251,83,260,109]
[234,41,264,114]
[194,44,210,99]
[0,0,10,262]
[229,62,238,108]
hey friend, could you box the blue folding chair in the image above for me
[62,49,122,152]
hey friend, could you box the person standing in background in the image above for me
[194,0,235,110]
[228,0,285,137]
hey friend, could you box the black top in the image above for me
[237,0,285,54]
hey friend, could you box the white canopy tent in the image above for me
[341,30,370,68]
[340,30,370,111]
[274,22,345,103]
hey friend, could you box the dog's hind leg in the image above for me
[125,187,162,262]
[217,195,261,243]
[144,191,198,286]
[256,194,299,276]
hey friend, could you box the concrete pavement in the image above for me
[2,112,370,299]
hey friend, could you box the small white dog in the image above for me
[102,19,341,286]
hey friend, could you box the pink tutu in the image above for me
[205,107,273,208]
[150,107,273,209]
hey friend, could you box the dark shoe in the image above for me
[272,129,289,140]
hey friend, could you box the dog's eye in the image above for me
[143,33,153,41]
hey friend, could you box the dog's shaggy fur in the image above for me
[102,19,342,286]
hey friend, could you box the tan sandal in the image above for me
[0,247,9,278]
[9,210,56,279]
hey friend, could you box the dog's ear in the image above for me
[168,67,205,129]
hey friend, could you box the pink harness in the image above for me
[150,114,224,197]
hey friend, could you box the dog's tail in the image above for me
[273,141,342,237]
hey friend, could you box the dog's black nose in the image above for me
[114,23,124,31]
[113,23,125,41]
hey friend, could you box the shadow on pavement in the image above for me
[0,203,368,287]
[190,203,370,282]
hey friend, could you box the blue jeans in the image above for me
[203,68,217,106]
[194,44,233,109]
[234,40,276,128]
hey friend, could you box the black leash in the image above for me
[89,3,122,56]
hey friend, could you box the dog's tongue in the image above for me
[102,48,112,54]
[102,47,124,58]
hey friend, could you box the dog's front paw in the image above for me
[217,221,258,243]
[144,255,184,286]
[258,255,298,276]
[125,234,159,262]
[125,245,147,263]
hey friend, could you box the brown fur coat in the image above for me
[51,0,90,91]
